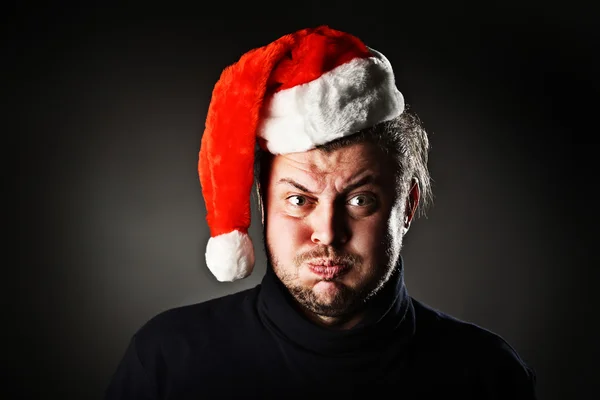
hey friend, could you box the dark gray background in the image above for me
[8,1,598,399]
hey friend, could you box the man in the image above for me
[105,26,537,399]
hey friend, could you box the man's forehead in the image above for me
[266,142,393,194]
[272,141,385,174]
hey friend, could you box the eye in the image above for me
[287,195,307,206]
[348,194,375,207]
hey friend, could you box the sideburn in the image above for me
[255,149,274,241]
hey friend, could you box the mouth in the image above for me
[306,259,351,279]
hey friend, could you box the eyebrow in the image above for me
[277,178,314,193]
[276,175,376,194]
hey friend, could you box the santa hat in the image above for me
[198,25,405,282]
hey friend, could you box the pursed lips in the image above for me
[306,258,351,279]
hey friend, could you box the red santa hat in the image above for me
[198,25,405,282]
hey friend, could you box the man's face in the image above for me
[265,141,409,320]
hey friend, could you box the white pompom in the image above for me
[205,230,255,282]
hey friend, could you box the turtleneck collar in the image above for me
[257,256,415,356]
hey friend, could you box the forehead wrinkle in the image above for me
[273,144,384,194]
[310,149,355,174]
[275,154,326,193]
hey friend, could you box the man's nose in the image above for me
[309,202,349,246]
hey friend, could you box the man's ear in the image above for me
[403,178,420,233]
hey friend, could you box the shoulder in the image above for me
[134,285,260,351]
[411,297,537,396]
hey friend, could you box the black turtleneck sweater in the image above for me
[105,259,537,399]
